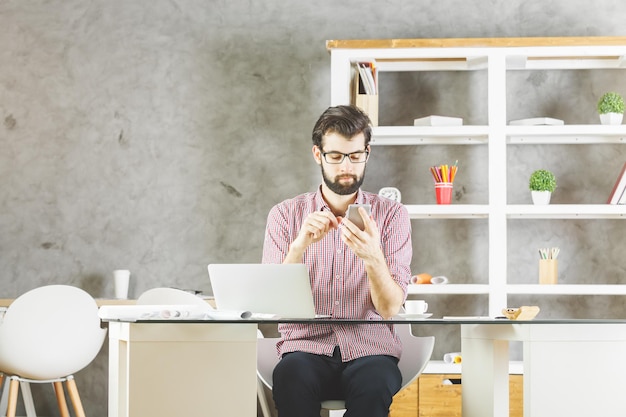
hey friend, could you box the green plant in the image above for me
[529,169,557,192]
[597,92,625,114]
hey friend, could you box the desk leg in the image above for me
[461,326,510,417]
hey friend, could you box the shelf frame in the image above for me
[327,37,626,317]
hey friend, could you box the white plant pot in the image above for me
[599,112,624,125]
[531,191,552,205]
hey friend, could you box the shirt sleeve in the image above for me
[380,202,413,297]
[262,203,293,264]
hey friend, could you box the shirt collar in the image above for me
[314,186,365,211]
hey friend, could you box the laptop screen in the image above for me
[208,263,316,319]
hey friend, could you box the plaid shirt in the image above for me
[262,187,412,361]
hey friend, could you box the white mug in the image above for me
[431,275,449,285]
[113,269,131,299]
[405,300,428,314]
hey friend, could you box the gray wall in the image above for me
[2,1,626,415]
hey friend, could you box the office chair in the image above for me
[257,324,435,417]
[0,285,107,417]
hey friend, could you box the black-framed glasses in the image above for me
[321,148,370,164]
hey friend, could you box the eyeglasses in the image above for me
[321,148,369,164]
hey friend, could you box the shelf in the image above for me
[507,285,626,295]
[405,204,626,219]
[405,205,489,219]
[329,37,626,317]
[506,205,626,219]
[507,125,626,144]
[424,360,523,374]
[371,126,489,145]
[408,284,490,295]
[409,284,626,296]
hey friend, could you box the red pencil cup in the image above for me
[435,182,453,204]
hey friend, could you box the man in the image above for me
[262,105,412,417]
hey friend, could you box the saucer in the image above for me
[398,313,432,319]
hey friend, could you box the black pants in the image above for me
[272,346,401,417]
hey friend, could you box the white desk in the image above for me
[107,321,257,417]
[104,318,626,417]
[461,321,626,417]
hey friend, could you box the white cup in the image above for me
[431,276,449,285]
[443,352,462,364]
[405,300,428,314]
[113,269,131,299]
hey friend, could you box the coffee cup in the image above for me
[431,275,449,285]
[405,300,428,314]
[114,269,131,299]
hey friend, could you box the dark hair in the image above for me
[311,105,372,149]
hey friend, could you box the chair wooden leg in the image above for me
[6,377,20,417]
[65,376,86,417]
[54,380,71,417]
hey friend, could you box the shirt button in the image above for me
[335,275,340,280]
[335,301,340,306]
[336,249,341,254]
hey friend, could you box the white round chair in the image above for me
[0,285,107,417]
[257,324,435,417]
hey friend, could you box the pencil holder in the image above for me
[435,182,453,204]
[539,259,558,284]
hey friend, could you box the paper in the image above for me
[509,117,564,125]
[98,305,251,321]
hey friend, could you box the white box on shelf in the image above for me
[414,115,463,126]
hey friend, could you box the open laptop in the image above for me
[207,263,317,319]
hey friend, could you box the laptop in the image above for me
[207,263,317,319]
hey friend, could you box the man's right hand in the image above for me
[298,211,340,245]
[284,211,339,262]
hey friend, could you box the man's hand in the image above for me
[341,206,404,318]
[340,206,381,261]
[284,211,339,263]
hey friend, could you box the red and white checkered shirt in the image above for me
[262,187,412,361]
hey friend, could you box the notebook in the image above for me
[207,263,317,319]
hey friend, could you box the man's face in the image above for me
[313,132,369,196]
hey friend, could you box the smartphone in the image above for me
[346,204,371,231]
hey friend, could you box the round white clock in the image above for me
[378,187,401,203]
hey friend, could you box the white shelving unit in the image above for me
[327,37,626,316]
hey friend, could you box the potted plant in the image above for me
[529,169,557,205]
[597,92,625,125]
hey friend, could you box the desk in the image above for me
[103,318,626,417]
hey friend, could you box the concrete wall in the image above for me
[2,1,626,415]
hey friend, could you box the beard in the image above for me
[321,164,366,195]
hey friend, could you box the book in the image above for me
[354,61,377,95]
[607,161,626,204]
[618,183,626,204]
[414,115,463,126]
[509,117,564,126]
